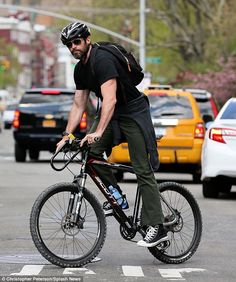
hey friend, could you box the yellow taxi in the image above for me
[108,87,205,182]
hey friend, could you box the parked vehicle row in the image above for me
[6,85,235,197]
[9,86,219,184]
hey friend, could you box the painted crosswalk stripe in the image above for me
[159,268,206,280]
[122,265,144,277]
[11,265,44,276]
[63,268,95,275]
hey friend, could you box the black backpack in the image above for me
[90,42,144,86]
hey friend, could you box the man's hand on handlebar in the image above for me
[80,133,101,147]
[56,135,69,153]
[56,132,100,153]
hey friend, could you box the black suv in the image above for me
[13,88,95,162]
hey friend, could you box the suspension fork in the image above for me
[71,150,89,224]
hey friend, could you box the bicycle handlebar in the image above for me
[50,136,88,171]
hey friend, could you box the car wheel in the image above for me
[29,149,40,161]
[4,123,11,129]
[219,181,232,194]
[15,143,27,162]
[192,172,201,183]
[202,178,219,198]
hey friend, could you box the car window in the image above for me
[221,100,236,119]
[195,99,214,118]
[6,103,18,110]
[148,94,193,119]
[20,93,73,104]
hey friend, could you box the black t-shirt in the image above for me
[74,45,141,106]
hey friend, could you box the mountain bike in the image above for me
[30,135,202,268]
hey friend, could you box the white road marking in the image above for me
[63,268,96,275]
[122,265,144,277]
[91,256,102,263]
[0,156,14,161]
[7,264,206,279]
[159,268,206,280]
[11,265,44,275]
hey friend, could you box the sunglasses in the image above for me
[66,38,82,48]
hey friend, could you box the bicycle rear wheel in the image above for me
[30,182,107,267]
[148,182,202,264]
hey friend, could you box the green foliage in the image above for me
[55,0,236,91]
[0,38,21,88]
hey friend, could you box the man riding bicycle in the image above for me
[57,21,168,247]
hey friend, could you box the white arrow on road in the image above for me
[11,265,44,275]
[159,268,206,280]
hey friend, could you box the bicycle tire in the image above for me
[30,182,107,267]
[148,182,202,264]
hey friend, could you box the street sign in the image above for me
[146,57,161,64]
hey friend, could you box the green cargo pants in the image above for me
[89,115,164,226]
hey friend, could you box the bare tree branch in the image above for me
[150,0,227,62]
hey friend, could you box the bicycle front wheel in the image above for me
[30,182,107,267]
[148,182,202,264]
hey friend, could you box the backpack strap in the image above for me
[89,43,128,105]
[89,44,99,77]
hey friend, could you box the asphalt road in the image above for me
[0,129,236,281]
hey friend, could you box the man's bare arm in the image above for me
[56,89,89,150]
[80,78,117,146]
[65,89,89,134]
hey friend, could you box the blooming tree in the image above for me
[174,56,236,105]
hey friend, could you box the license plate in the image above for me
[42,119,56,127]
[154,127,166,138]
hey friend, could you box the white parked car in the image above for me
[3,102,18,129]
[201,97,236,198]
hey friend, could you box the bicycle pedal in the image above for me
[105,213,114,217]
[156,239,170,250]
[104,211,114,217]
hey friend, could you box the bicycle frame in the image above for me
[51,142,179,237]
[77,148,146,237]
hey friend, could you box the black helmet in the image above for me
[60,22,91,45]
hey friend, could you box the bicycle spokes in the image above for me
[38,190,101,260]
[151,183,202,263]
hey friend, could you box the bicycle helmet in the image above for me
[61,22,91,45]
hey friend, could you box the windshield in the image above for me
[148,94,193,119]
[221,100,236,119]
[20,93,73,104]
[19,93,73,113]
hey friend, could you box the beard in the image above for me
[71,42,90,61]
